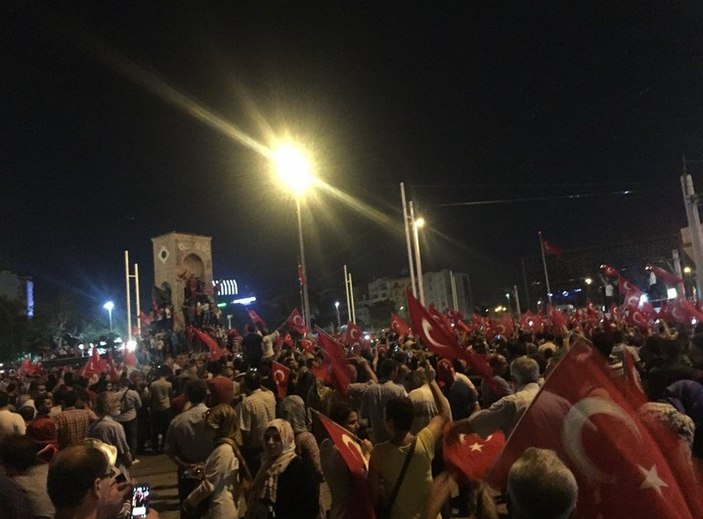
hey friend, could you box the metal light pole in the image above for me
[103,301,114,332]
[410,202,426,305]
[295,196,311,330]
[335,301,341,330]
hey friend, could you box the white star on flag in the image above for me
[470,442,483,452]
[638,464,668,495]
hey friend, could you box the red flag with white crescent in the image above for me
[271,360,290,399]
[443,427,506,483]
[80,348,106,379]
[390,313,410,336]
[316,412,375,519]
[343,320,363,346]
[646,264,683,286]
[490,338,703,519]
[600,264,620,278]
[106,351,121,382]
[316,329,352,396]
[247,309,267,329]
[189,327,225,361]
[285,308,308,335]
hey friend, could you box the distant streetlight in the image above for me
[273,142,314,330]
[103,301,114,332]
[584,277,593,285]
[684,266,693,275]
[334,301,341,329]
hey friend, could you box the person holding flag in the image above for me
[368,360,450,519]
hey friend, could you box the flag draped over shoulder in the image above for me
[316,328,352,396]
[316,412,375,519]
[285,309,308,335]
[271,360,290,399]
[490,338,703,519]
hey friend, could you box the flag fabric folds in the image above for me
[541,237,562,258]
[343,320,363,346]
[316,411,375,519]
[316,329,352,396]
[81,348,106,379]
[189,327,225,361]
[106,351,121,382]
[271,360,290,399]
[390,313,410,336]
[247,309,267,329]
[490,338,703,519]
[285,308,308,335]
[646,264,684,286]
[443,427,505,484]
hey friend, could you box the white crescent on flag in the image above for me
[421,318,451,351]
[342,433,367,469]
[273,368,286,383]
[293,314,304,326]
[562,396,642,483]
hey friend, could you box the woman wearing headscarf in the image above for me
[247,418,319,519]
[277,395,324,483]
[184,403,248,518]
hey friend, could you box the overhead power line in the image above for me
[435,188,671,207]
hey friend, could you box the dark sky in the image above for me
[3,2,703,315]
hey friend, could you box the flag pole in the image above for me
[124,251,132,341]
[309,407,363,443]
[348,272,356,324]
[134,263,141,337]
[401,183,417,297]
[538,231,552,303]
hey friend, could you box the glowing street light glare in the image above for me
[414,217,425,229]
[584,277,593,285]
[272,144,313,195]
[126,339,137,352]
[103,301,115,311]
[684,266,693,274]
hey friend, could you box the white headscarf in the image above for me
[250,419,297,508]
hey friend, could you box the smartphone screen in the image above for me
[131,484,150,518]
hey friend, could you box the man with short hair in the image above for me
[87,392,132,470]
[149,367,172,453]
[165,379,213,519]
[112,378,142,463]
[507,447,578,519]
[53,391,96,449]
[47,443,142,519]
[242,325,264,369]
[369,362,450,519]
[358,359,407,444]
[456,356,541,437]
[237,370,275,474]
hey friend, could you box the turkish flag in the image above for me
[623,288,643,308]
[343,320,364,346]
[624,304,651,331]
[138,312,153,325]
[390,314,410,336]
[80,348,106,379]
[428,304,454,333]
[271,361,290,399]
[106,351,121,382]
[406,291,495,386]
[646,264,683,286]
[444,426,505,484]
[490,338,703,519]
[317,329,353,396]
[247,309,267,329]
[541,235,562,258]
[618,276,641,298]
[285,309,308,335]
[316,412,375,519]
[600,264,620,278]
[189,327,225,361]
[283,333,295,348]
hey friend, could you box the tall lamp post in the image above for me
[273,143,314,330]
[103,301,114,332]
[334,301,341,330]
[412,210,426,305]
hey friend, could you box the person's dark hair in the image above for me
[18,406,35,422]
[385,397,413,432]
[94,392,112,416]
[47,445,110,510]
[0,392,8,408]
[330,402,354,426]
[185,379,208,404]
[63,372,75,387]
[0,434,39,472]
[62,391,78,408]
[378,359,398,381]
[36,395,52,415]
[243,370,261,392]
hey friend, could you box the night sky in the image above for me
[3,2,703,317]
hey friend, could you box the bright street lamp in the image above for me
[273,142,314,330]
[334,301,341,329]
[103,301,114,332]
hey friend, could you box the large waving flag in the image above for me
[106,351,121,382]
[316,411,374,519]
[285,308,308,335]
[247,309,267,329]
[490,338,703,519]
[316,328,352,396]
[646,264,683,286]
[406,290,494,384]
[189,327,225,361]
[271,360,290,399]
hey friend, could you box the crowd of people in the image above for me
[0,303,702,519]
